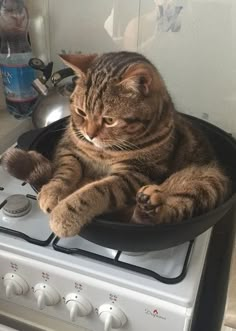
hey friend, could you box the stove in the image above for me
[0,164,212,331]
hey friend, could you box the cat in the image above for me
[1,51,230,238]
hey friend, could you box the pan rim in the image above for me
[27,114,236,231]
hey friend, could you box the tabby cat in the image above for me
[1,51,230,238]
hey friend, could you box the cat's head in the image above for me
[60,51,173,150]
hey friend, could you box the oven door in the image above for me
[0,300,91,331]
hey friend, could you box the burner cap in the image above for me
[3,194,31,217]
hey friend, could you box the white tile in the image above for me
[48,0,140,70]
[138,0,236,136]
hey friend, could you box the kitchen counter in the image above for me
[0,110,33,154]
[0,79,33,153]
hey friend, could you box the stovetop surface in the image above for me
[0,166,212,308]
[53,235,193,283]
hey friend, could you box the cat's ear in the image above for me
[119,63,154,96]
[59,54,97,77]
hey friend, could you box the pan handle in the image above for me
[17,128,44,151]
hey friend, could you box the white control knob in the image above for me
[3,273,29,298]
[98,304,127,331]
[34,283,60,310]
[65,293,92,322]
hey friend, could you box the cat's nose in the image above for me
[87,131,97,140]
[86,125,99,139]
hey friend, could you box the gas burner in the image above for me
[3,194,31,217]
[0,167,54,245]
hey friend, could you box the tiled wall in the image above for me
[1,0,236,136]
[47,0,140,67]
[138,0,236,135]
[46,0,236,136]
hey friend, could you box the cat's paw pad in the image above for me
[131,185,167,224]
[49,201,82,237]
[132,185,177,224]
[136,184,165,213]
[38,183,67,213]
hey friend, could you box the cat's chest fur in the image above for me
[76,146,113,178]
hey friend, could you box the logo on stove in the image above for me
[42,272,50,281]
[109,293,118,302]
[75,282,83,291]
[10,262,18,272]
[145,308,166,320]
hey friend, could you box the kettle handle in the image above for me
[29,58,54,84]
[51,68,75,85]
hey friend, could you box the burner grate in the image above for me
[0,225,54,246]
[52,237,194,284]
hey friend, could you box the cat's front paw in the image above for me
[1,148,32,180]
[131,184,167,224]
[38,183,68,213]
[49,200,85,237]
[136,185,165,212]
[1,148,52,188]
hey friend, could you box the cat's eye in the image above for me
[103,117,117,126]
[76,108,86,117]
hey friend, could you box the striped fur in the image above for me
[1,51,230,237]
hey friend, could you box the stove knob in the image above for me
[34,283,60,310]
[3,273,29,298]
[65,293,92,322]
[98,304,127,331]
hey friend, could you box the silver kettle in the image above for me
[29,58,75,128]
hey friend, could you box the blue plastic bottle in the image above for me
[0,0,37,119]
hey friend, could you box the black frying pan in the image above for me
[17,114,236,251]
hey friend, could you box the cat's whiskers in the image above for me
[95,139,125,151]
[101,140,135,152]
[116,139,139,151]
[73,130,139,152]
[103,139,129,151]
[50,127,67,133]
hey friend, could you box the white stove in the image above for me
[0,166,212,331]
